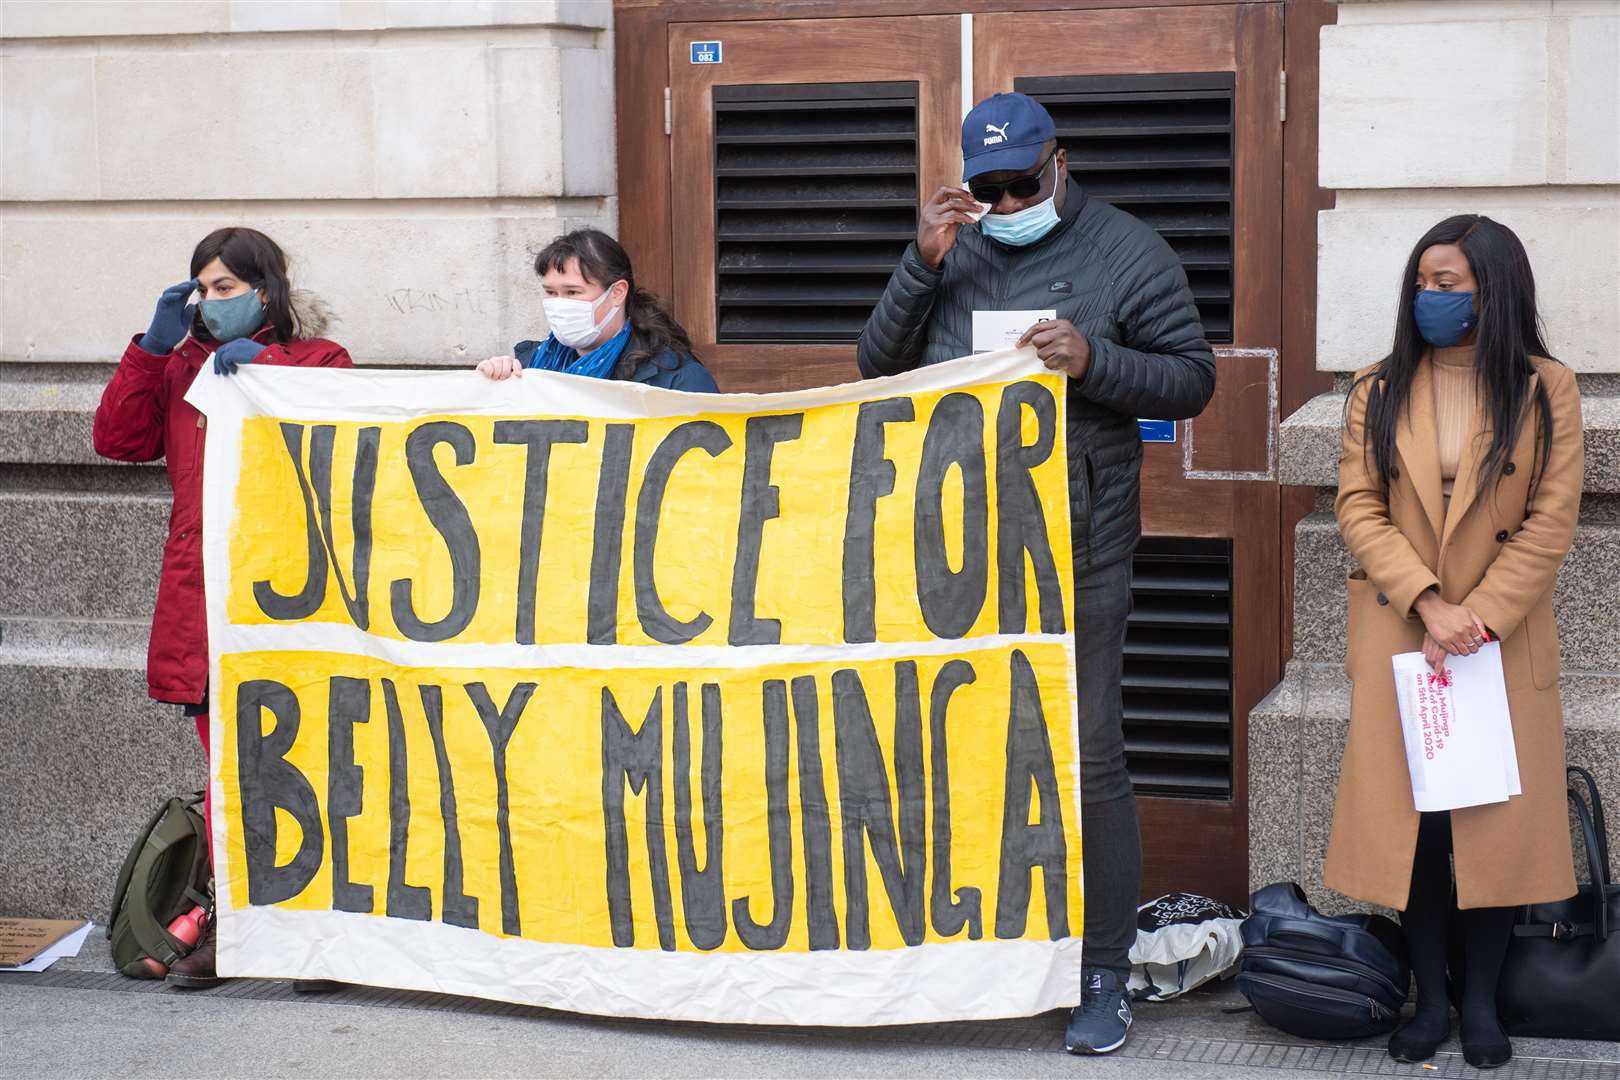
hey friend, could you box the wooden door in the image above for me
[666,16,962,391]
[975,3,1284,904]
[660,2,1283,907]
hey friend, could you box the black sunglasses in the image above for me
[969,151,1057,205]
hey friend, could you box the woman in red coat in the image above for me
[93,227,352,986]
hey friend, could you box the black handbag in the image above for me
[1237,882,1410,1040]
[1497,766,1620,1041]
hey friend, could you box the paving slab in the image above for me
[3,933,1614,1080]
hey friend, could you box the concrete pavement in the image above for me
[2,934,1615,1079]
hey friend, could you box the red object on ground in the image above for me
[138,905,211,977]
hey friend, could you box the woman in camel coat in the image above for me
[1326,214,1583,1070]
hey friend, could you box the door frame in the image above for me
[613,0,1337,905]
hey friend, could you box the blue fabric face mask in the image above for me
[978,159,1061,247]
[199,288,266,343]
[1413,289,1478,347]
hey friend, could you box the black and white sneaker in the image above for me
[1065,967,1133,1055]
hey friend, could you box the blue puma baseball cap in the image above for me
[962,92,1057,181]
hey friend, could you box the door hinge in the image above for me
[664,86,672,135]
[1279,70,1287,124]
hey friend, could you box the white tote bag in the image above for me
[1128,892,1246,1002]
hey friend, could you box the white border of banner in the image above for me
[221,907,1085,1026]
[187,346,1051,423]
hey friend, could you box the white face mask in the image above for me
[543,284,623,350]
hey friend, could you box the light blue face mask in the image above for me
[199,287,266,342]
[979,161,1061,247]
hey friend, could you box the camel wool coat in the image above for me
[1325,354,1584,911]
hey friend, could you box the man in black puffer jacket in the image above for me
[857,92,1214,1055]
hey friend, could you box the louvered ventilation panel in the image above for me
[713,82,919,343]
[1124,537,1234,798]
[1016,73,1235,343]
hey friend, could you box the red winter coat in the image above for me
[93,300,351,704]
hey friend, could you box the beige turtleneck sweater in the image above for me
[1431,343,1478,500]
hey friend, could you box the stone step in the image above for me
[1280,383,1619,494]
[1277,391,1347,489]
[0,654,201,918]
[0,375,174,473]
[0,490,169,621]
[1291,503,1620,669]
[1248,661,1620,916]
[0,380,151,468]
[0,616,148,669]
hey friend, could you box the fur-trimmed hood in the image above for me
[286,288,336,340]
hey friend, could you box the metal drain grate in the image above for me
[7,970,1616,1079]
[1105,1037,1620,1079]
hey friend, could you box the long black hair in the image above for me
[534,229,693,377]
[188,227,297,344]
[1353,214,1558,495]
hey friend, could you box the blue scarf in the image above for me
[523,320,633,380]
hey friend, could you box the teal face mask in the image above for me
[199,288,266,342]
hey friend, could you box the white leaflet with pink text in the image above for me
[1392,642,1517,812]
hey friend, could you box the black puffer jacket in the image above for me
[857,178,1215,570]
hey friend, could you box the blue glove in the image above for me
[213,338,269,376]
[138,279,198,355]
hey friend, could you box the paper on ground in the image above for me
[1392,642,1519,813]
[0,920,92,972]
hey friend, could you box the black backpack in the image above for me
[107,794,214,978]
[1236,882,1409,1040]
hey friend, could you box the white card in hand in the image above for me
[972,309,1056,353]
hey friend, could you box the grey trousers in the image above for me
[1073,556,1141,977]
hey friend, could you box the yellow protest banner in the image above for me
[187,349,1081,1025]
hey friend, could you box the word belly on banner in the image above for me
[186,349,1082,1026]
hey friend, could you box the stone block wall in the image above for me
[1314,0,1620,374]
[1249,0,1620,912]
[0,0,617,918]
[1,2,616,368]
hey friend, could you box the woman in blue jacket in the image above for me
[479,228,718,392]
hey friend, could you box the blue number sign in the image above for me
[1138,419,1177,443]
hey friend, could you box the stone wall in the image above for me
[0,0,616,918]
[1250,0,1620,911]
